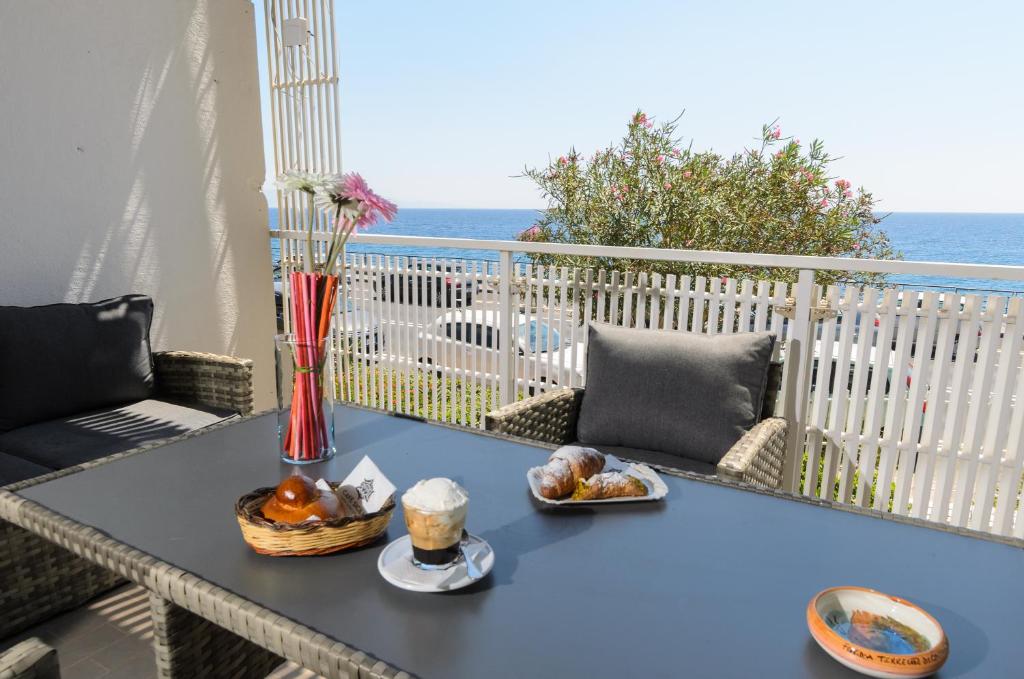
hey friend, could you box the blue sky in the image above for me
[256,1,1024,212]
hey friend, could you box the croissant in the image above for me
[537,447,605,499]
[571,472,648,501]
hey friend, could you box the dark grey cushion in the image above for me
[0,451,53,487]
[0,295,155,432]
[577,324,776,465]
[0,399,236,471]
[572,442,717,477]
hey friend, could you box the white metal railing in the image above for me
[271,231,1024,538]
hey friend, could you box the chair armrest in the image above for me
[0,638,60,679]
[484,388,584,445]
[154,351,254,415]
[716,417,788,489]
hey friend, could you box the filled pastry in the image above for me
[571,471,648,501]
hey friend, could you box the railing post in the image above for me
[498,250,516,407]
[782,268,816,492]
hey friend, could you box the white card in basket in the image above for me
[341,455,397,514]
[527,454,669,505]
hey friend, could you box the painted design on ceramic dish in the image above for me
[827,610,931,655]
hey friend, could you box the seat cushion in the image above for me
[574,443,717,477]
[577,323,776,466]
[0,295,156,432]
[0,451,54,487]
[0,399,236,471]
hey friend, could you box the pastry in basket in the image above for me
[536,446,606,499]
[261,474,364,524]
[571,471,649,501]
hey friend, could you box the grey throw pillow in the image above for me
[0,295,155,432]
[577,323,776,465]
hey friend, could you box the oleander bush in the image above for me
[522,112,899,286]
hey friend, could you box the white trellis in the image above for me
[262,0,343,333]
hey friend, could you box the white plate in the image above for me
[378,533,494,592]
[527,455,669,505]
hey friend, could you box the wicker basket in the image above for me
[235,484,395,556]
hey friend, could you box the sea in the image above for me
[269,209,1024,294]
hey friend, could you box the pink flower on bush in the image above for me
[774,151,784,159]
[634,112,648,125]
[772,127,782,140]
[683,170,693,179]
[671,148,681,157]
[664,181,672,189]
[843,189,853,198]
[685,239,694,247]
[520,225,542,241]
[656,154,665,164]
[819,198,829,208]
[558,156,568,165]
[835,178,851,190]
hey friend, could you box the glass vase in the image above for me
[275,333,335,464]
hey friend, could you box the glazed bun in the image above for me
[261,473,343,524]
[275,474,318,506]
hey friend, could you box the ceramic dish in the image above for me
[807,586,949,678]
[378,533,494,592]
[526,455,669,505]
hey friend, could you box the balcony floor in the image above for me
[2,585,320,678]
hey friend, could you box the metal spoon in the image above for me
[459,529,482,580]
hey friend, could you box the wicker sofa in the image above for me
[486,325,788,489]
[0,296,254,640]
[0,638,59,679]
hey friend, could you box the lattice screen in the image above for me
[262,0,343,329]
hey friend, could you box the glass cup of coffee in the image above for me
[401,478,469,570]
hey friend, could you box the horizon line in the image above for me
[265,205,1024,215]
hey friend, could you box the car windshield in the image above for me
[517,321,560,353]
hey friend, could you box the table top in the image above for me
[18,407,1023,678]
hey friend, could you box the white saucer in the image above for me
[378,533,494,592]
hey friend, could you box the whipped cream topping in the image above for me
[402,477,469,512]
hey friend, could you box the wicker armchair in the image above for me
[0,639,60,679]
[485,363,787,489]
[154,351,255,416]
[0,351,253,641]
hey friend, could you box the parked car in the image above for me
[417,309,584,386]
[273,281,380,352]
[374,262,473,307]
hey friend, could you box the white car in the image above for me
[418,309,584,386]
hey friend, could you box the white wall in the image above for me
[0,0,277,410]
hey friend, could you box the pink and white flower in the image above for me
[318,172,397,229]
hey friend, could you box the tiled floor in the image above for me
[3,585,321,678]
